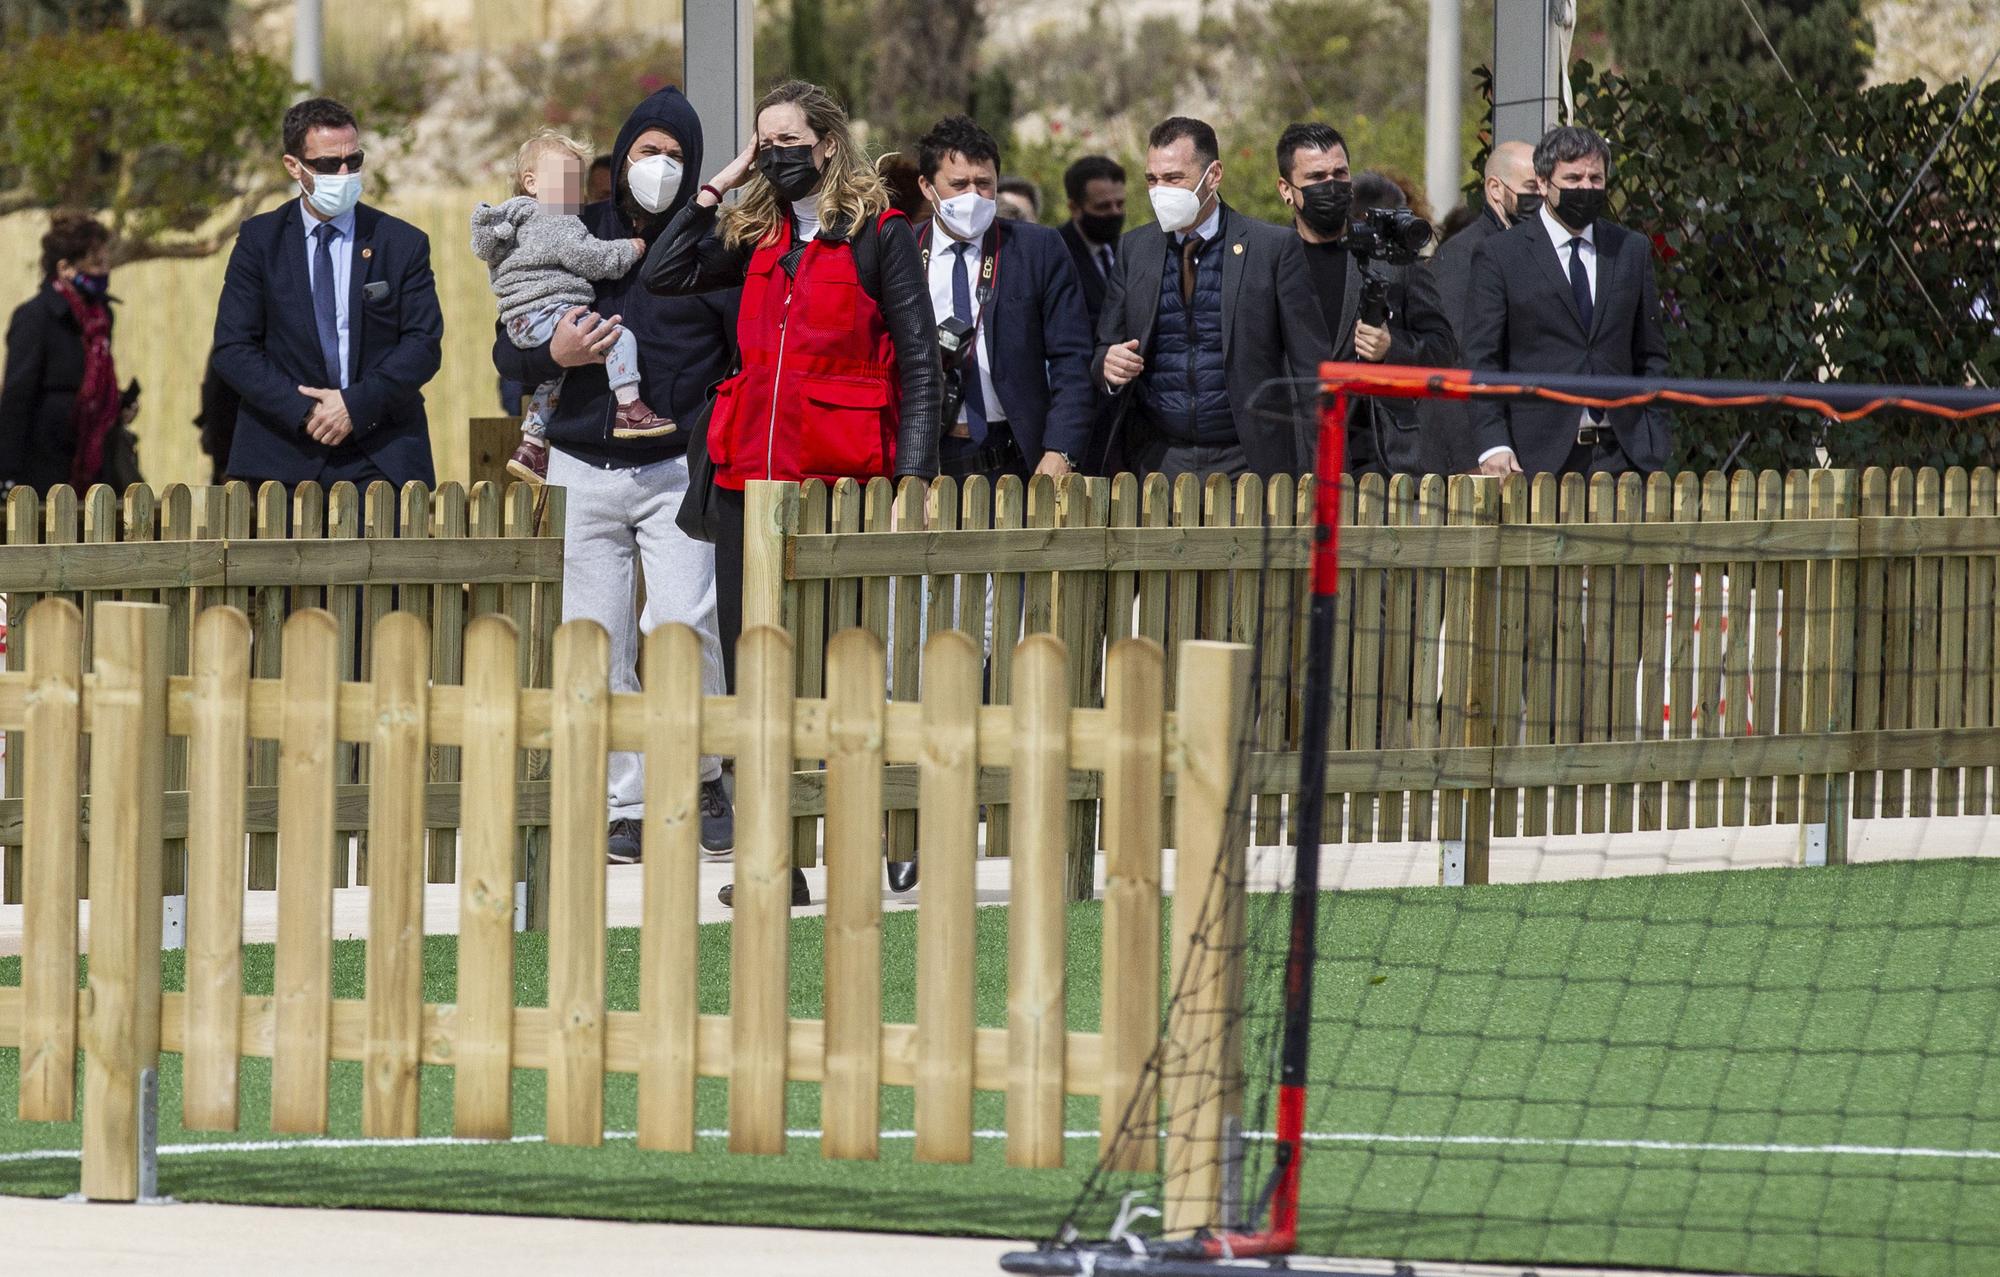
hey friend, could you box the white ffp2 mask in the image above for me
[934,191,998,242]
[1149,164,1215,235]
[627,155,684,214]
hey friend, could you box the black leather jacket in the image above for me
[644,200,942,480]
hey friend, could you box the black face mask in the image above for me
[758,144,822,204]
[1510,191,1543,224]
[72,272,111,301]
[1297,178,1352,237]
[1078,210,1125,245]
[1550,186,1606,232]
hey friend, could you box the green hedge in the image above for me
[1485,64,2000,472]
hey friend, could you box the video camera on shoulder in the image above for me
[1346,207,1433,326]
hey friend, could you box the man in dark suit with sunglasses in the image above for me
[212,97,443,490]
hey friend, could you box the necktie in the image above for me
[1098,245,1114,278]
[1567,236,1593,333]
[951,242,986,444]
[1180,234,1204,305]
[311,221,344,389]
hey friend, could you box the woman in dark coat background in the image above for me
[0,211,137,494]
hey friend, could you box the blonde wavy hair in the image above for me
[512,128,592,197]
[722,80,888,250]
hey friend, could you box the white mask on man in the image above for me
[626,154,683,214]
[302,170,362,220]
[1149,163,1216,235]
[934,191,998,242]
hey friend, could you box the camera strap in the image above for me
[919,221,1002,333]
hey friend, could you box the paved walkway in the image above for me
[0,1196,1736,1276]
[2,814,1994,958]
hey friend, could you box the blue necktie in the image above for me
[950,241,987,445]
[1567,236,1593,333]
[311,221,344,389]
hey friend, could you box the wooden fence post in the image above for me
[823,628,886,1161]
[79,601,168,1202]
[1100,637,1166,1172]
[639,622,703,1152]
[362,613,430,1139]
[742,480,796,632]
[914,630,980,1164]
[18,599,83,1123]
[271,610,340,1135]
[730,624,796,1155]
[1008,634,1070,1169]
[456,615,520,1140]
[1163,639,1250,1236]
[547,620,610,1147]
[183,606,251,1132]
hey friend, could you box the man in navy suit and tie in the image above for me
[913,115,1096,483]
[212,97,443,489]
[1460,125,1671,477]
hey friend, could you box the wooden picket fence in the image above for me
[0,480,564,912]
[0,600,1251,1228]
[748,466,2000,883]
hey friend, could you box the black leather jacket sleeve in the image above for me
[642,201,754,296]
[871,216,941,480]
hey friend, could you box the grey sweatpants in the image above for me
[550,447,725,818]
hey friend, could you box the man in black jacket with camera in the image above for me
[1274,123,1455,476]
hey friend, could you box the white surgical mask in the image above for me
[301,170,362,220]
[1149,164,1215,235]
[934,191,997,242]
[627,154,683,214]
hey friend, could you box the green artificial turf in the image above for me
[4,857,1999,1277]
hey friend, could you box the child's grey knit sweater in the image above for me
[470,195,642,331]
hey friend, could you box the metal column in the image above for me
[685,0,757,181]
[1492,0,1565,145]
[1425,0,1464,213]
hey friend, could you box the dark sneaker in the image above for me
[607,817,642,865]
[699,778,734,855]
[611,398,676,439]
[718,869,810,908]
[505,437,548,485]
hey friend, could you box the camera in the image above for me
[1345,207,1433,267]
[937,314,977,425]
[1346,207,1433,327]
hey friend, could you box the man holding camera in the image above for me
[1275,123,1455,477]
[1461,125,1671,477]
[914,115,1096,483]
[1094,116,1328,479]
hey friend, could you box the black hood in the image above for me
[607,84,705,235]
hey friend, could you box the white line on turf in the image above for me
[4,1129,1997,1165]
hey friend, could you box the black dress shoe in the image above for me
[719,869,810,908]
[886,855,919,893]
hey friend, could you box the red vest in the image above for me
[707,214,902,489]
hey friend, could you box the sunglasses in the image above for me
[298,151,365,176]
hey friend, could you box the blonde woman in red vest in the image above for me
[646,79,941,907]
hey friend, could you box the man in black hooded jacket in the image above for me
[491,86,737,867]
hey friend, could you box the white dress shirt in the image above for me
[927,228,1008,427]
[300,198,356,389]
[1478,203,1602,464]
[1177,201,1224,250]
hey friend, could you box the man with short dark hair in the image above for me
[211,96,442,488]
[1422,140,1540,472]
[1461,125,1672,476]
[1275,122,1453,476]
[1093,116,1328,478]
[996,175,1041,222]
[1061,154,1127,327]
[914,115,1095,482]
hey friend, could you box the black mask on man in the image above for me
[758,144,822,204]
[1078,211,1125,245]
[1510,191,1543,224]
[1297,178,1352,237]
[1550,186,1606,232]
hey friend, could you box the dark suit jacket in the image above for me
[211,200,443,486]
[0,283,114,492]
[1060,220,1114,326]
[1461,214,1672,475]
[1311,245,1456,476]
[1091,204,1331,476]
[1419,206,1506,473]
[919,218,1096,464]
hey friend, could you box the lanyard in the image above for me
[919,221,1000,331]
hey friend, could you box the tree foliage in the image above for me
[0,23,294,264]
[1604,0,1875,93]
